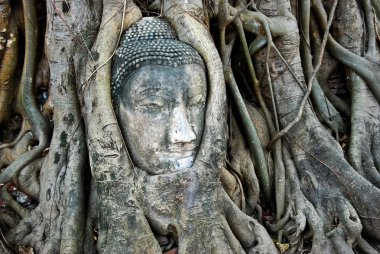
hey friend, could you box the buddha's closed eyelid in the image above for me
[137,97,165,105]
[188,94,206,106]
[134,96,169,112]
[131,84,166,101]
[131,81,164,96]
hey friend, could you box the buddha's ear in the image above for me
[164,4,227,175]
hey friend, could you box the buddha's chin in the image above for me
[139,153,196,175]
[155,150,196,169]
[172,156,194,169]
[160,154,195,172]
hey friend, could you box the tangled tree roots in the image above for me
[0,0,379,253]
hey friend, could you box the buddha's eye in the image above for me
[188,94,205,108]
[136,97,165,113]
[141,102,163,112]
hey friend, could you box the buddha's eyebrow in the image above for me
[131,87,169,103]
[132,84,163,97]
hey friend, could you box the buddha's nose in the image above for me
[168,106,196,144]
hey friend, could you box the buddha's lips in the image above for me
[156,150,196,158]
[165,144,197,153]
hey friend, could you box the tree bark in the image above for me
[0,0,379,253]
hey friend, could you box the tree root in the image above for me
[0,132,34,169]
[221,165,245,210]
[268,0,337,147]
[226,105,269,212]
[78,1,157,252]
[2,2,92,251]
[0,5,17,127]
[0,120,32,150]
[281,147,331,254]
[299,0,346,137]
[253,0,380,251]
[218,7,272,204]
[347,73,380,187]
[313,32,351,118]
[0,0,49,185]
[13,157,42,198]
[139,166,278,253]
[0,1,11,60]
[0,213,16,230]
[221,190,277,253]
[224,66,271,204]
[1,1,379,253]
[5,122,86,253]
[312,0,380,104]
[1,183,29,219]
[331,0,380,188]
[356,236,379,254]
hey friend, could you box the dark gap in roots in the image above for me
[134,0,161,17]
[8,185,38,209]
[231,31,258,105]
[155,226,178,254]
[365,236,380,252]
[62,1,70,14]
[327,64,350,105]
[0,115,22,144]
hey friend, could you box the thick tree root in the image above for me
[14,157,42,198]
[0,0,49,186]
[225,105,269,212]
[0,4,17,127]
[5,123,86,253]
[2,1,91,251]
[347,74,380,187]
[0,133,34,169]
[331,0,380,188]
[2,1,380,253]
[1,183,29,219]
[139,166,278,253]
[282,148,332,254]
[0,120,32,150]
[356,237,379,254]
[253,0,380,251]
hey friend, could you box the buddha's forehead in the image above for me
[123,64,207,98]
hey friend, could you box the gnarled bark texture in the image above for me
[0,0,379,253]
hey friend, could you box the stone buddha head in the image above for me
[112,17,207,175]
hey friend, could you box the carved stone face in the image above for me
[118,64,207,174]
